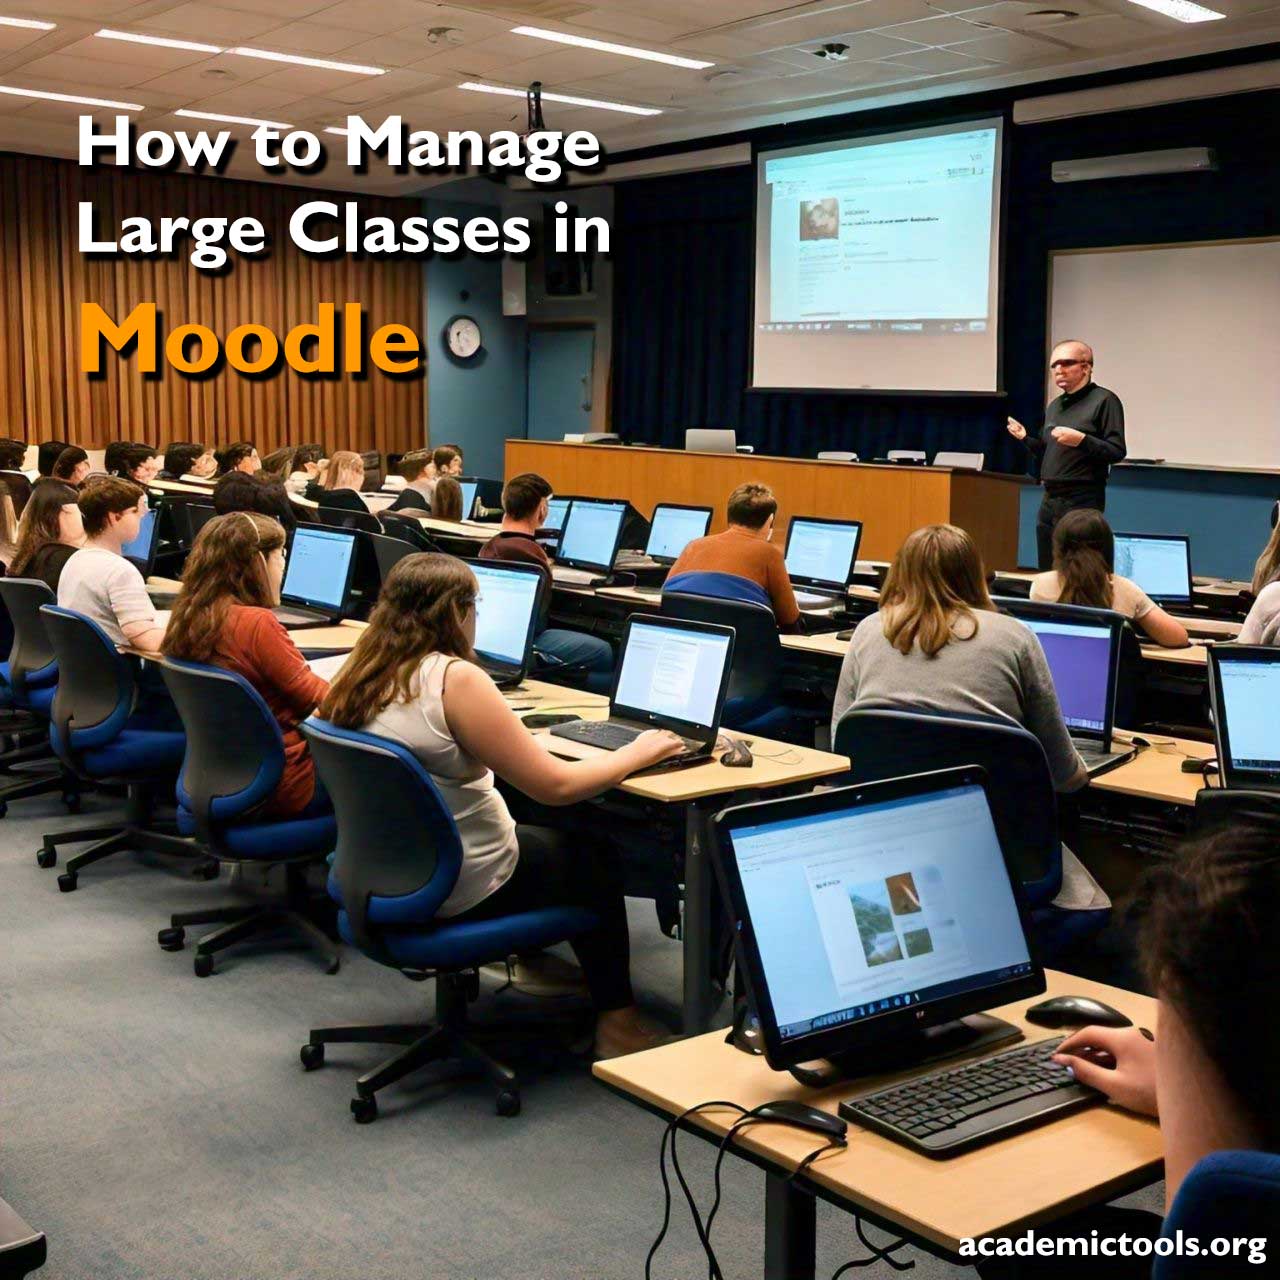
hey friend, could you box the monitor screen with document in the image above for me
[1113,533,1192,605]
[557,498,628,573]
[645,504,712,563]
[714,771,1041,1070]
[1210,645,1280,788]
[543,497,571,532]
[784,517,863,590]
[281,526,357,612]
[470,560,542,675]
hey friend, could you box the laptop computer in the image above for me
[1112,532,1193,607]
[1003,600,1134,777]
[274,525,359,628]
[467,558,543,690]
[122,507,161,577]
[549,614,734,770]
[713,768,1097,1158]
[644,503,713,565]
[1209,644,1280,790]
[550,497,628,587]
[784,517,863,610]
[457,479,479,521]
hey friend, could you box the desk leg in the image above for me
[681,802,715,1036]
[764,1173,816,1280]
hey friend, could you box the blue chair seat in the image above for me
[79,728,185,778]
[27,682,56,716]
[337,906,598,971]
[177,805,336,860]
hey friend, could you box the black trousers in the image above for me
[1036,485,1106,569]
[450,824,633,1013]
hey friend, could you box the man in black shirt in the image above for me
[1008,339,1126,568]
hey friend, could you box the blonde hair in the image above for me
[324,450,364,490]
[879,524,994,658]
[1251,522,1280,597]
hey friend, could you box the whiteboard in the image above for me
[1048,240,1280,470]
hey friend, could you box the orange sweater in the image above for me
[668,527,800,628]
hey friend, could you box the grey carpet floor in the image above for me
[0,792,1162,1280]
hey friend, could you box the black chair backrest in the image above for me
[659,591,781,710]
[0,579,55,692]
[1115,620,1145,729]
[833,707,1060,899]
[319,506,381,535]
[378,512,439,552]
[360,450,383,491]
[1193,786,1280,835]
[361,529,417,584]
[40,606,136,762]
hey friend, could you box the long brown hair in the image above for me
[324,450,364,490]
[1251,521,1280,596]
[162,512,285,663]
[880,524,994,658]
[9,480,79,576]
[318,554,477,729]
[433,475,464,522]
[1052,508,1114,608]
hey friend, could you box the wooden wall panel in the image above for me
[0,152,425,456]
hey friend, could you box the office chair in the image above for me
[932,451,985,469]
[360,529,417,585]
[832,708,1109,959]
[299,717,599,1122]
[377,512,440,553]
[1156,1152,1280,1277]
[886,449,927,464]
[664,570,773,613]
[817,451,859,462]
[0,581,82,815]
[359,450,383,491]
[1192,786,1280,833]
[157,659,339,977]
[317,506,381,535]
[36,606,200,891]
[660,592,799,740]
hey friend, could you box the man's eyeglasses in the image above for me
[1050,358,1090,370]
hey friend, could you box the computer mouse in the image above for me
[753,1100,848,1141]
[720,737,753,768]
[1026,995,1133,1030]
[523,712,579,730]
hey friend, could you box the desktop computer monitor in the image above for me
[556,498,628,574]
[713,769,1042,1072]
[784,517,863,591]
[645,504,712,564]
[121,507,160,575]
[611,615,735,746]
[281,526,358,613]
[469,559,543,682]
[1113,533,1192,605]
[542,497,572,532]
[1209,645,1280,789]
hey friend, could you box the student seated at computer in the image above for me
[8,480,84,590]
[51,447,90,487]
[0,438,26,474]
[285,444,325,496]
[162,513,330,818]
[214,472,297,533]
[58,478,166,653]
[104,440,139,478]
[432,476,464,523]
[160,441,216,483]
[312,451,369,514]
[478,472,615,693]
[1031,510,1188,648]
[216,441,261,477]
[1240,522,1280,646]
[387,449,434,512]
[117,443,161,488]
[37,440,68,479]
[666,482,801,633]
[318,554,683,1058]
[833,525,1107,908]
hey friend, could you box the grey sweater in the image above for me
[831,608,1087,792]
[1240,582,1280,646]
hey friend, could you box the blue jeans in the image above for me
[533,628,614,695]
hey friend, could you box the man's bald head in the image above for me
[1050,339,1094,393]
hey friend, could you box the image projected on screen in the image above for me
[753,118,1003,393]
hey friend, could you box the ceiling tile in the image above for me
[942,29,1062,62]
[211,0,333,15]
[1052,13,1167,47]
[248,20,375,55]
[14,52,155,88]
[881,13,1011,44]
[765,30,928,64]
[322,67,424,103]
[249,63,380,96]
[143,4,288,41]
[136,52,279,94]
[0,24,54,54]
[876,44,996,70]
[182,82,308,113]
[570,8,693,41]
[56,34,215,71]
[309,0,444,35]
[333,33,442,68]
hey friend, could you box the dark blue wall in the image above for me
[611,69,1280,575]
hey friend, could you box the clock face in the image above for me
[446,316,482,360]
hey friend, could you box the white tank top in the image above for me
[363,653,518,916]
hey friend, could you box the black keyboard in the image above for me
[838,1036,1097,1158]
[549,720,645,750]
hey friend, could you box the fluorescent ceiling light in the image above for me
[0,84,142,109]
[0,16,55,30]
[176,108,292,128]
[1126,0,1225,20]
[228,47,385,75]
[458,81,661,116]
[510,25,712,70]
[95,29,220,52]
[324,126,349,136]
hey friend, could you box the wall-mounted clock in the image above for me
[444,314,482,362]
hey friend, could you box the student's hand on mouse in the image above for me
[1006,416,1027,440]
[624,729,686,769]
[1050,426,1086,448]
[1053,1026,1157,1116]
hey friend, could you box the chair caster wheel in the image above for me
[300,1043,324,1071]
[496,1090,522,1118]
[0,801,8,819]
[193,953,214,978]
[57,872,77,893]
[350,1095,378,1124]
[324,955,340,976]
[62,792,81,813]
[194,860,219,881]
[158,926,185,951]
[36,846,56,869]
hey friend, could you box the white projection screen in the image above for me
[751,118,1005,394]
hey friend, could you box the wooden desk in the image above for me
[1140,644,1208,669]
[291,620,368,652]
[506,440,1027,569]
[1091,734,1216,807]
[414,515,498,541]
[596,971,1161,1268]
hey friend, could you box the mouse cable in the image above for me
[829,1218,916,1275]
[646,1101,747,1280]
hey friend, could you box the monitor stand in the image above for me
[785,1013,1021,1088]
